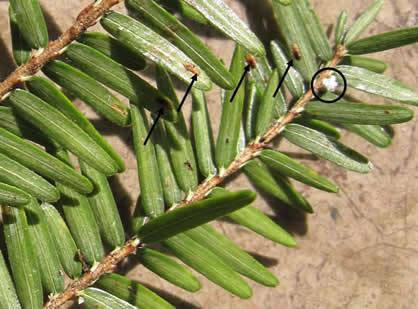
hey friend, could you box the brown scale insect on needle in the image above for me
[291,43,302,60]
[183,63,200,76]
[245,53,257,69]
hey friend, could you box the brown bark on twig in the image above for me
[44,238,140,309]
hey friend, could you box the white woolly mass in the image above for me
[323,75,339,92]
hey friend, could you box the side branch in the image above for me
[183,45,347,205]
[0,0,122,100]
[42,46,346,308]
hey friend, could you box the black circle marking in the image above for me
[311,67,347,103]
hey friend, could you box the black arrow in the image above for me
[144,108,164,145]
[177,74,198,112]
[273,60,293,98]
[230,64,251,102]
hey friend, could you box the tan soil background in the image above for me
[1,0,417,308]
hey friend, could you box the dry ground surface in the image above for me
[0,0,417,308]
